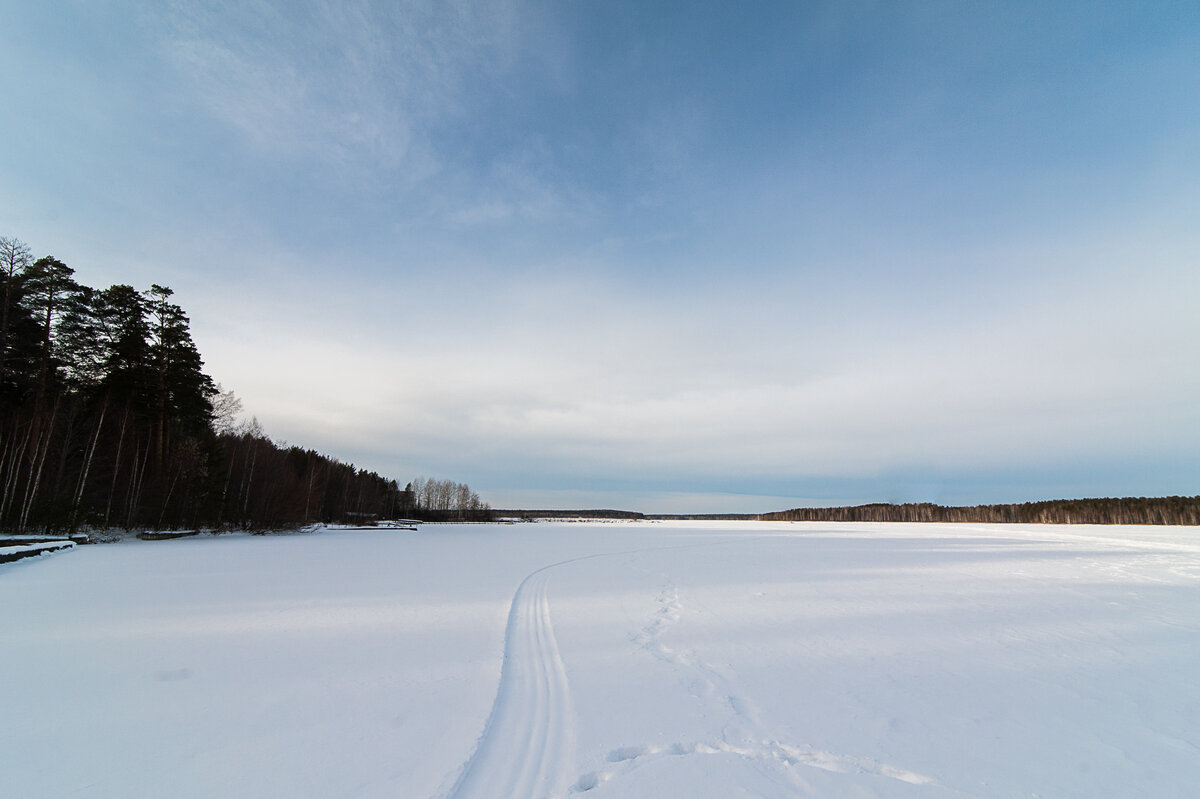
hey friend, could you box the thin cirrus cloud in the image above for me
[156,1,507,164]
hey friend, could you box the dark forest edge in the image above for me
[760,497,1200,525]
[0,234,490,535]
[501,497,1200,525]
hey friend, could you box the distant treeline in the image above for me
[648,513,761,521]
[501,498,1199,526]
[494,511,758,523]
[496,509,646,520]
[497,509,768,521]
[761,497,1200,526]
[0,233,487,533]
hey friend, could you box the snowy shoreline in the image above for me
[0,539,75,564]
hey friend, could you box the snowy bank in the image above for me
[0,539,75,564]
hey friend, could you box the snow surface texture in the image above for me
[3,521,1199,798]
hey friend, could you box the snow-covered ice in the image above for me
[3,521,1199,798]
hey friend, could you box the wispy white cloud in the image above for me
[155,0,519,170]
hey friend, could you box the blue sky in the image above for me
[2,1,1198,512]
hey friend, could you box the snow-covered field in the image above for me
[4,521,1199,798]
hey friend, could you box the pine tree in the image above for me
[24,256,79,403]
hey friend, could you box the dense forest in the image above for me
[0,234,489,534]
[761,497,1200,526]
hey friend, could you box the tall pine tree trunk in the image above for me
[126,431,151,529]
[19,397,59,531]
[71,398,108,531]
[105,407,130,530]
[0,422,28,529]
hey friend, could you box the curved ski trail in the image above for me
[449,567,576,799]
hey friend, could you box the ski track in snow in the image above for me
[446,565,577,799]
[444,544,710,799]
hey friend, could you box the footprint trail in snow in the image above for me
[571,571,961,796]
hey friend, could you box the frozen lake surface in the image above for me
[4,521,1199,798]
